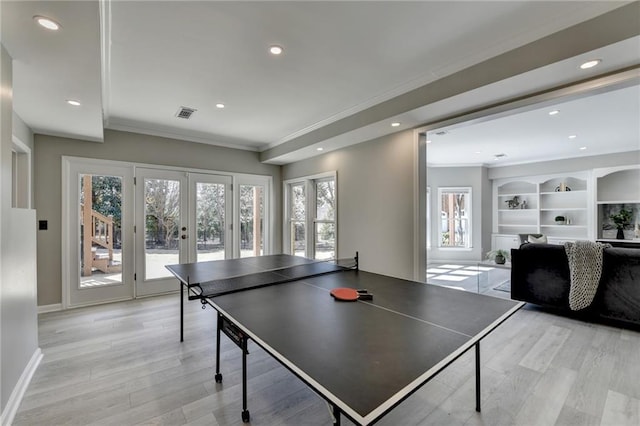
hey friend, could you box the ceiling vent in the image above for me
[435,130,448,136]
[175,106,197,119]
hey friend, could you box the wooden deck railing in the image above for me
[81,204,114,275]
[89,209,113,252]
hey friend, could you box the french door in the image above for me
[64,158,271,306]
[63,159,135,307]
[135,169,232,296]
[189,173,233,262]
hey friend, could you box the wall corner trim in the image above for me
[0,348,43,426]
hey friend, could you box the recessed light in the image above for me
[474,151,482,154]
[568,135,577,139]
[426,140,432,144]
[269,45,283,55]
[579,146,587,150]
[66,99,81,106]
[316,147,324,151]
[34,15,60,30]
[391,122,400,127]
[215,103,225,109]
[580,59,601,69]
[548,110,560,116]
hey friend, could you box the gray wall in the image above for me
[12,113,34,208]
[12,113,33,148]
[34,129,282,306]
[426,166,490,263]
[1,43,39,419]
[282,130,416,281]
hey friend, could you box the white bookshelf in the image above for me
[594,166,640,242]
[492,172,591,249]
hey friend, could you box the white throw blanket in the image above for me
[563,241,611,311]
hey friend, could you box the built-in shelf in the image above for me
[597,200,640,205]
[595,166,640,241]
[492,166,640,251]
[493,172,590,249]
[539,190,587,195]
[499,192,537,197]
[540,225,588,228]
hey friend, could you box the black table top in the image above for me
[173,256,523,425]
[166,254,317,286]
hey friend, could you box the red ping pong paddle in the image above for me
[330,287,359,301]
[330,288,373,301]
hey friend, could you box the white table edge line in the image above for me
[363,300,525,424]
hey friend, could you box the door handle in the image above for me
[181,235,187,240]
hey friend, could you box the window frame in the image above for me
[437,186,472,249]
[283,171,337,259]
[233,174,272,258]
[287,181,307,257]
[426,186,431,250]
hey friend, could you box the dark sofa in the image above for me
[510,243,640,328]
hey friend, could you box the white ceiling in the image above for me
[1,1,639,165]
[426,80,640,167]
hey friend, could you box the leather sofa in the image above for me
[510,243,640,328]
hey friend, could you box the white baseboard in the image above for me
[0,348,42,426]
[38,303,62,314]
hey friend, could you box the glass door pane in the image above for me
[239,184,264,257]
[314,222,335,259]
[143,178,181,280]
[290,183,306,256]
[80,174,123,288]
[135,168,188,297]
[190,173,232,262]
[315,178,336,259]
[196,182,225,261]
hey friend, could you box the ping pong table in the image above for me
[166,254,523,425]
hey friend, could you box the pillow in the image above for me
[528,234,547,244]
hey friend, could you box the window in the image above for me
[285,173,337,260]
[438,187,471,248]
[289,183,306,256]
[314,178,336,259]
[236,176,270,258]
[238,184,263,257]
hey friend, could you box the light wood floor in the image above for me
[14,291,640,426]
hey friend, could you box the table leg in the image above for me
[241,335,250,422]
[475,341,481,412]
[332,404,341,425]
[180,281,184,342]
[215,313,223,383]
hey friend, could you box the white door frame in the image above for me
[188,172,233,262]
[134,168,189,297]
[62,157,274,306]
[61,157,135,308]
